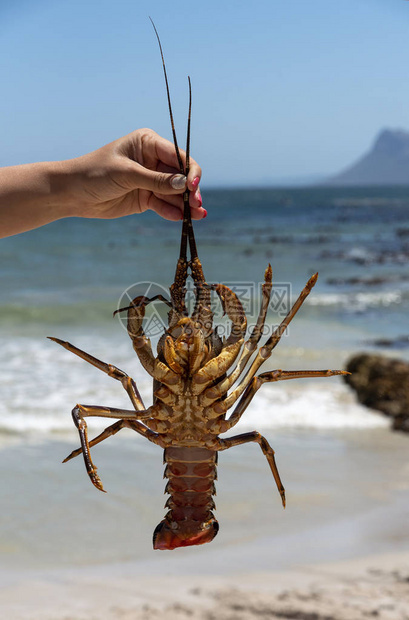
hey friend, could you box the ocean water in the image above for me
[1,185,409,569]
[1,185,408,437]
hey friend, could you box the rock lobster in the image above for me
[49,24,346,550]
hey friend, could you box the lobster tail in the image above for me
[153,447,219,550]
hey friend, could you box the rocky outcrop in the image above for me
[344,353,409,433]
[327,128,409,186]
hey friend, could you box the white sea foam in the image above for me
[0,334,387,437]
[0,334,153,436]
[234,382,388,431]
[307,290,402,312]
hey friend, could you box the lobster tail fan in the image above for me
[153,517,219,550]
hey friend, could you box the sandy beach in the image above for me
[1,425,408,620]
[1,550,409,619]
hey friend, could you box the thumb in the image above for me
[125,163,187,194]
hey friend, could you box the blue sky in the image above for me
[0,0,408,186]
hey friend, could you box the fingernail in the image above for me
[202,209,207,219]
[191,176,200,189]
[171,174,187,190]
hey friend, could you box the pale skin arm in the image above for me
[0,128,205,239]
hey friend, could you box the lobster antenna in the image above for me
[150,17,191,266]
[150,19,199,268]
[178,75,192,264]
[186,76,198,261]
[185,76,191,177]
[149,17,184,175]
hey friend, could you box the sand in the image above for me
[1,428,408,619]
[1,551,409,620]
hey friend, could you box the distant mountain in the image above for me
[327,129,409,186]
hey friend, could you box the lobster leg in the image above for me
[48,337,145,411]
[64,418,162,463]
[204,273,320,411]
[199,265,273,404]
[209,368,348,425]
[114,295,171,377]
[189,285,247,393]
[70,403,166,492]
[208,370,349,422]
[208,283,247,345]
[219,264,273,380]
[216,431,286,508]
[64,419,128,463]
[114,294,171,317]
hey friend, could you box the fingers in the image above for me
[149,130,202,190]
[189,185,203,210]
[155,163,202,208]
[122,158,205,219]
[186,160,201,192]
[147,197,206,222]
[147,195,183,221]
[122,159,202,201]
[190,204,207,220]
[122,162,186,195]
[143,169,203,213]
[110,129,206,221]
[145,190,206,221]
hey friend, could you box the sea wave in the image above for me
[234,382,388,431]
[0,286,405,329]
[0,335,153,436]
[0,335,387,438]
[307,290,403,312]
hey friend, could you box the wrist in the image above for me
[44,159,85,219]
[0,160,83,238]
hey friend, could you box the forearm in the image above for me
[0,161,76,238]
[0,129,204,238]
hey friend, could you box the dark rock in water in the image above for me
[319,247,409,265]
[328,274,409,287]
[344,353,409,433]
[327,128,409,186]
[327,275,392,286]
[267,235,294,244]
[367,335,409,350]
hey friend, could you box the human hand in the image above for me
[67,128,205,221]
